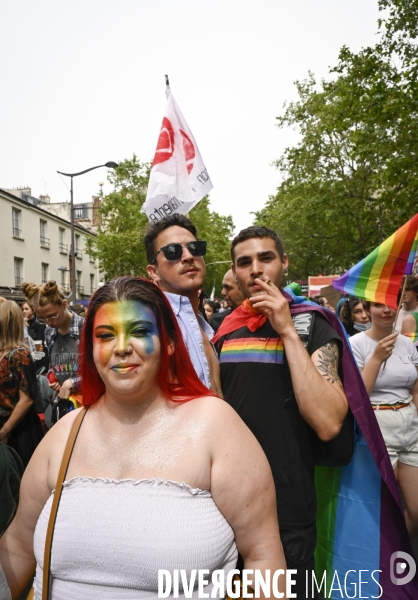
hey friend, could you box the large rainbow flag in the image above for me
[332,214,418,309]
[283,290,418,598]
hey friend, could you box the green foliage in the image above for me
[254,0,418,279]
[189,198,235,296]
[86,155,150,279]
[87,155,234,295]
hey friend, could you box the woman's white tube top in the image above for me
[33,477,238,599]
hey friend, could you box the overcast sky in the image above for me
[0,0,381,234]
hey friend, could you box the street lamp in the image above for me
[57,161,118,302]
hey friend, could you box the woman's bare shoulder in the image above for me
[180,395,248,433]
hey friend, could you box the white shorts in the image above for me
[374,402,418,468]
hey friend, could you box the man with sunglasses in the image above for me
[145,214,222,396]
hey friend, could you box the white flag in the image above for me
[143,87,213,222]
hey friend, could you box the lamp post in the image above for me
[57,162,118,303]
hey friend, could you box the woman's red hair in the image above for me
[79,276,216,405]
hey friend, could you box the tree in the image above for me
[254,0,418,279]
[87,155,234,295]
[189,198,235,296]
[86,155,150,280]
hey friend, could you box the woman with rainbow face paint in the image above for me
[0,276,287,599]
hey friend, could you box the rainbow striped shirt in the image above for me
[219,337,284,364]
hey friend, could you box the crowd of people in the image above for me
[0,214,417,599]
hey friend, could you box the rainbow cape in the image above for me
[284,290,418,598]
[332,214,418,309]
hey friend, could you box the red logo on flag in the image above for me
[180,129,196,174]
[152,117,175,166]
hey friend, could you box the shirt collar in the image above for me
[164,292,182,315]
[164,292,214,340]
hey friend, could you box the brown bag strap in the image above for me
[42,406,89,600]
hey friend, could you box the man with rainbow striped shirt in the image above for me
[213,226,348,600]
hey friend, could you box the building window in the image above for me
[40,220,50,248]
[75,234,82,258]
[74,204,88,219]
[90,274,95,294]
[14,257,23,286]
[41,263,49,283]
[12,208,21,237]
[77,271,83,296]
[59,228,68,253]
[58,267,70,292]
[60,268,69,292]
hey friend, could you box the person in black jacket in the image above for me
[22,300,49,372]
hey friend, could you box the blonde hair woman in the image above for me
[22,282,84,401]
[0,300,43,467]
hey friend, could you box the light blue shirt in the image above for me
[164,292,214,388]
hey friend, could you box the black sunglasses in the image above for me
[152,240,207,263]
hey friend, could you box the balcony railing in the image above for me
[15,277,23,286]
[61,283,69,292]
[90,287,96,294]
[75,249,83,259]
[59,242,68,254]
[40,236,50,248]
[77,285,84,295]
[89,255,95,263]
[13,227,22,238]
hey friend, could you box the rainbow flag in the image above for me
[286,296,418,598]
[332,214,418,309]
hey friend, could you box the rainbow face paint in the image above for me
[93,300,160,375]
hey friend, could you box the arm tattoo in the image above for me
[315,341,344,390]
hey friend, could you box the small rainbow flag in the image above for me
[332,214,418,309]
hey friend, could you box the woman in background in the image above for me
[350,302,418,539]
[0,300,43,467]
[203,299,217,322]
[340,296,370,337]
[22,299,49,372]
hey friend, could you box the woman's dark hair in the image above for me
[79,276,215,405]
[204,300,217,313]
[340,297,368,336]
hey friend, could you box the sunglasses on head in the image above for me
[152,240,207,263]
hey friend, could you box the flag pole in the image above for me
[383,275,408,370]
[392,276,408,333]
